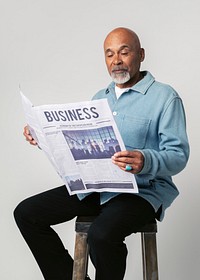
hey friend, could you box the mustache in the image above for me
[111,66,128,72]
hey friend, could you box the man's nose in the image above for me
[113,54,123,65]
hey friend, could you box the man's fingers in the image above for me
[112,155,133,164]
[112,150,144,174]
[23,125,37,145]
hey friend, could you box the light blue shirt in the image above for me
[78,71,189,220]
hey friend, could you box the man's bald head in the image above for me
[104,27,145,88]
[104,27,142,51]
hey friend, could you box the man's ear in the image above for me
[140,48,145,62]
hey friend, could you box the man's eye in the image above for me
[107,53,113,57]
[121,52,129,56]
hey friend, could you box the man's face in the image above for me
[104,30,144,88]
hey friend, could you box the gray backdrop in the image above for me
[0,0,199,279]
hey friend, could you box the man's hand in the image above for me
[23,125,37,146]
[112,150,144,174]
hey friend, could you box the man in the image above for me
[14,27,189,280]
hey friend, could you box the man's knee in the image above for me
[13,197,36,227]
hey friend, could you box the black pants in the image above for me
[14,185,156,280]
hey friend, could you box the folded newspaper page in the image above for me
[21,92,138,195]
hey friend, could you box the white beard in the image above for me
[111,71,130,85]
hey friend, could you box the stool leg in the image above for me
[141,232,159,280]
[72,232,89,280]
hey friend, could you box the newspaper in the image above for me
[21,92,138,195]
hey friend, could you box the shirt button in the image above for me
[113,111,117,116]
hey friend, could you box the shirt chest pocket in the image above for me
[117,114,151,149]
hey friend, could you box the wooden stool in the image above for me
[72,216,159,280]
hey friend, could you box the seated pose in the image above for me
[14,27,189,280]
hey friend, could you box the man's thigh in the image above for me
[17,186,101,226]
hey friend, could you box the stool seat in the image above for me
[73,216,159,280]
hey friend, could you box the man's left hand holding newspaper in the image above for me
[23,125,37,146]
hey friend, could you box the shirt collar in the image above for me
[106,71,155,95]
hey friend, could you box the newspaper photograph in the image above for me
[21,92,138,195]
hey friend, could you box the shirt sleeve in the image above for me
[139,97,190,177]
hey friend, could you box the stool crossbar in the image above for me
[72,216,159,280]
